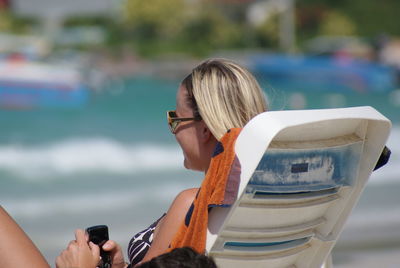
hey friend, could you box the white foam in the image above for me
[0,138,183,180]
[3,182,186,219]
[0,126,398,184]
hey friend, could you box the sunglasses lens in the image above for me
[171,121,179,133]
[167,111,177,133]
[167,110,197,134]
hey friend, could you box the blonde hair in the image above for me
[182,58,268,140]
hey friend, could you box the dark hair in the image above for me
[182,73,201,120]
[137,247,217,268]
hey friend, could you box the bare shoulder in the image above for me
[165,187,198,218]
[173,188,199,206]
[155,187,199,231]
[141,187,199,262]
[156,187,198,230]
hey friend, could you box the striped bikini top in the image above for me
[127,214,165,266]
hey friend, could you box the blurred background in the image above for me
[0,0,399,267]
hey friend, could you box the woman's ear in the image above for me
[198,121,213,143]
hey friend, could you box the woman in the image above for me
[1,58,267,268]
[131,58,267,265]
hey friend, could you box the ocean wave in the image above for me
[2,182,186,219]
[0,138,183,179]
[0,125,398,184]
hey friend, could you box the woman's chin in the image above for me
[183,159,190,170]
[183,159,200,171]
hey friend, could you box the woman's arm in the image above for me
[0,206,50,268]
[139,188,198,264]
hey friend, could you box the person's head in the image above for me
[138,247,217,268]
[182,58,267,140]
[168,58,267,171]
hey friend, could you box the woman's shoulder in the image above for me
[139,188,200,262]
[171,188,199,208]
[176,188,199,200]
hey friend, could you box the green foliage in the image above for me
[62,16,123,48]
[178,3,243,56]
[122,0,186,41]
[296,0,400,44]
[0,10,35,33]
[0,10,13,31]
[121,0,247,57]
[254,14,280,48]
[119,0,400,56]
[318,10,357,36]
[3,0,400,57]
[338,0,400,36]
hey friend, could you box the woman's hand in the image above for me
[56,229,100,268]
[102,240,127,268]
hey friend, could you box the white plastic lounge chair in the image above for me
[206,106,391,268]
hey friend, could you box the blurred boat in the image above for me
[250,53,398,93]
[0,57,89,109]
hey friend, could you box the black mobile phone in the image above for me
[86,225,112,268]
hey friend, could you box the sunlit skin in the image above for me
[55,84,218,268]
[0,206,50,268]
[137,84,217,265]
[174,84,217,172]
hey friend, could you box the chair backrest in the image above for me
[206,106,391,268]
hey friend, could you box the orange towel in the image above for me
[169,128,242,253]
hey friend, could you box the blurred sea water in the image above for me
[0,76,399,266]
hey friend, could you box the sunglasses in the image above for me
[166,110,201,134]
